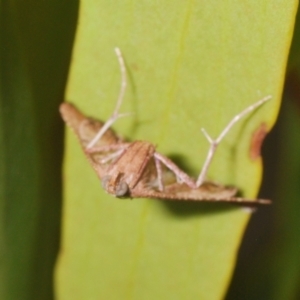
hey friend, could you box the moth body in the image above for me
[101,141,156,197]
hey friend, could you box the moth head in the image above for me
[101,175,129,197]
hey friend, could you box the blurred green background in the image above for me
[0,1,78,299]
[1,1,300,300]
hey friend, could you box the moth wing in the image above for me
[60,103,119,147]
[60,102,121,178]
[130,181,271,205]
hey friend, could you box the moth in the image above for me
[60,48,271,206]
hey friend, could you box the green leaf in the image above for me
[56,2,297,299]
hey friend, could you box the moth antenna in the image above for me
[86,47,130,149]
[196,95,272,187]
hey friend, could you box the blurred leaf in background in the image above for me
[56,1,297,300]
[0,1,78,299]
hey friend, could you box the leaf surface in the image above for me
[56,2,297,299]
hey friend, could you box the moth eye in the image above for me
[101,176,111,191]
[115,181,129,197]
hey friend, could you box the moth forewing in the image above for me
[60,103,123,178]
[60,103,120,148]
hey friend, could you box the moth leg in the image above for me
[100,148,125,164]
[196,95,271,187]
[85,143,129,165]
[86,47,131,149]
[85,142,130,154]
[154,152,197,189]
[154,156,164,191]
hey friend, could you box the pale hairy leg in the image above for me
[100,149,126,164]
[85,143,130,154]
[154,157,164,191]
[154,152,197,189]
[86,47,131,149]
[196,95,272,187]
[85,143,130,164]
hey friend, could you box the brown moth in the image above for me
[60,48,271,206]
